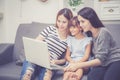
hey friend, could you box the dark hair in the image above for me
[68,16,80,28]
[78,7,104,28]
[68,16,83,35]
[56,8,73,28]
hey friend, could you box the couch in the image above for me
[0,22,120,80]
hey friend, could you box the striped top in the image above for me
[40,26,67,60]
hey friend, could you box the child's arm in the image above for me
[78,43,91,62]
[65,47,74,63]
[51,47,74,64]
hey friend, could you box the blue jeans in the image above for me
[20,60,46,80]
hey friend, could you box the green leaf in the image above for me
[68,0,83,7]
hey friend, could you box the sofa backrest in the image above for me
[13,22,53,63]
[105,24,120,48]
[13,22,120,63]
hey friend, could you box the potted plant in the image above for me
[68,0,83,11]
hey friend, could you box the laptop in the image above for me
[23,37,65,70]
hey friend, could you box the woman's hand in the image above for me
[50,59,56,64]
[64,63,80,72]
[50,59,61,64]
[50,59,66,65]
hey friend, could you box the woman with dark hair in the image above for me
[64,7,120,80]
[20,8,73,80]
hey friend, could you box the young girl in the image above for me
[63,16,92,80]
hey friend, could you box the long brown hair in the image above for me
[68,16,80,28]
[55,8,73,28]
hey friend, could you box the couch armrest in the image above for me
[0,43,14,65]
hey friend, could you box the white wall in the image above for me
[0,0,61,43]
[0,0,120,43]
[0,0,6,43]
[20,0,60,23]
[4,0,21,43]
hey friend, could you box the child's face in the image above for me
[70,26,81,36]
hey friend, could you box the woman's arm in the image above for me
[51,59,66,65]
[79,58,102,68]
[64,58,102,72]
[35,34,45,41]
[35,26,54,40]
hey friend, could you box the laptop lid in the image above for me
[23,37,52,69]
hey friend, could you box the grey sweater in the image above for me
[92,28,120,66]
